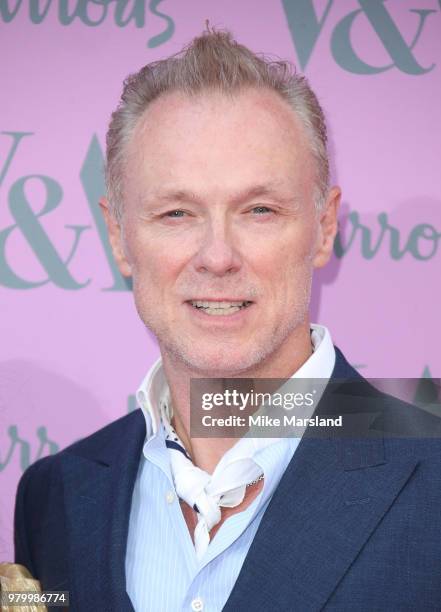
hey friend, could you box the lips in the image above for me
[189,300,252,316]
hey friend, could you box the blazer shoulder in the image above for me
[14,409,145,571]
[18,408,145,484]
[61,407,145,463]
[330,347,441,461]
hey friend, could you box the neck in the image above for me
[160,321,313,474]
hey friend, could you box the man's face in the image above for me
[105,88,339,375]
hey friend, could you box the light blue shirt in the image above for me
[125,325,335,611]
[126,421,300,611]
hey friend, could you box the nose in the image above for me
[192,217,241,276]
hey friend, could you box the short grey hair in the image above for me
[105,29,329,222]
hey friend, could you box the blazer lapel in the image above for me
[224,349,420,612]
[61,410,146,612]
[225,436,418,611]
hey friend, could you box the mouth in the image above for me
[188,300,253,316]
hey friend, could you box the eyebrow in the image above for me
[146,182,299,208]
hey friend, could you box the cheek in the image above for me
[247,228,314,277]
[249,233,314,306]
[125,231,187,286]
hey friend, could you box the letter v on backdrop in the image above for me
[282,0,437,74]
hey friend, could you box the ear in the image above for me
[99,197,132,277]
[313,186,341,269]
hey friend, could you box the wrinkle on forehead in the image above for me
[138,181,303,215]
[123,87,315,214]
[129,85,310,156]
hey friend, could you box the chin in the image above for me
[167,340,266,377]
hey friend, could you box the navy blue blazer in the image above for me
[14,348,441,611]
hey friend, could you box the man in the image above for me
[14,30,441,611]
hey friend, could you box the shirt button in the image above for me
[191,598,203,611]
[165,490,175,504]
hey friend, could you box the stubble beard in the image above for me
[133,265,313,378]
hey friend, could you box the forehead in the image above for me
[125,87,313,197]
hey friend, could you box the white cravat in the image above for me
[136,324,335,560]
[158,399,275,559]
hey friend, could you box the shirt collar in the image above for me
[297,323,335,379]
[136,324,335,444]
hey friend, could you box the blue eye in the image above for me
[251,206,272,214]
[165,210,186,217]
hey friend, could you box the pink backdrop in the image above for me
[1,0,440,560]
